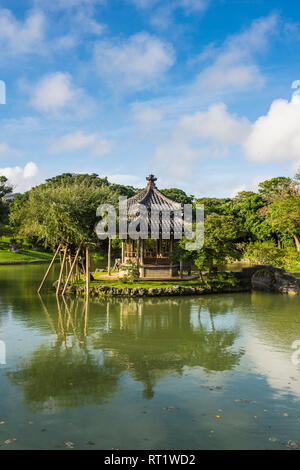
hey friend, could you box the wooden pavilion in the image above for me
[119,174,186,279]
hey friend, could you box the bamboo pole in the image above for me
[76,259,80,282]
[62,245,82,296]
[108,238,112,276]
[86,246,90,297]
[56,247,67,295]
[37,244,61,294]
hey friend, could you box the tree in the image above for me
[172,214,243,281]
[258,176,292,198]
[264,194,300,252]
[161,188,193,204]
[0,176,13,228]
[260,172,300,252]
[194,197,232,217]
[10,180,119,249]
[231,191,273,242]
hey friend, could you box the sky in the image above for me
[0,0,300,197]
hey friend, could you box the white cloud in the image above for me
[93,32,175,91]
[29,72,93,115]
[195,14,278,92]
[245,95,300,167]
[230,185,246,198]
[177,0,210,13]
[132,104,163,124]
[106,174,144,187]
[34,0,105,10]
[0,8,45,55]
[128,0,160,9]
[49,131,112,157]
[178,103,250,146]
[152,102,250,181]
[0,142,20,158]
[0,162,40,192]
[129,0,210,13]
[30,73,75,113]
[153,139,204,179]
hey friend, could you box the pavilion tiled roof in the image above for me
[125,175,184,237]
[127,175,182,211]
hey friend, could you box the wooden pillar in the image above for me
[121,241,125,264]
[179,260,183,279]
[86,246,90,297]
[170,237,173,265]
[137,238,140,265]
[140,239,144,277]
[108,238,112,276]
[141,239,144,264]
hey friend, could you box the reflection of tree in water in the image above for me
[94,297,244,398]
[7,298,122,411]
[7,295,244,407]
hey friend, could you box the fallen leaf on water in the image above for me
[201,385,227,392]
[5,438,16,445]
[112,446,120,450]
[87,441,95,446]
[216,415,221,419]
[269,437,277,442]
[283,413,289,417]
[287,440,299,449]
[0,421,5,425]
[164,406,180,412]
[64,441,75,449]
[235,399,257,405]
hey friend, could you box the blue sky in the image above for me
[0,0,300,197]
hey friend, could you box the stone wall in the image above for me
[60,265,300,297]
[250,266,300,295]
[68,283,249,298]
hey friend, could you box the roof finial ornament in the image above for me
[146,174,157,185]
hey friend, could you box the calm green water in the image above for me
[0,264,299,450]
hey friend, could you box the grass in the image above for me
[74,271,238,289]
[0,238,54,264]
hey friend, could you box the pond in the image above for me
[0,264,299,450]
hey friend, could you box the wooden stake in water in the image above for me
[37,244,61,294]
[62,244,82,296]
[56,247,67,295]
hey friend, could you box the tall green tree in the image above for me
[10,180,118,249]
[161,188,193,204]
[0,176,13,229]
[172,214,243,280]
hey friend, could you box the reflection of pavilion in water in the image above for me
[7,296,244,410]
[103,298,244,399]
